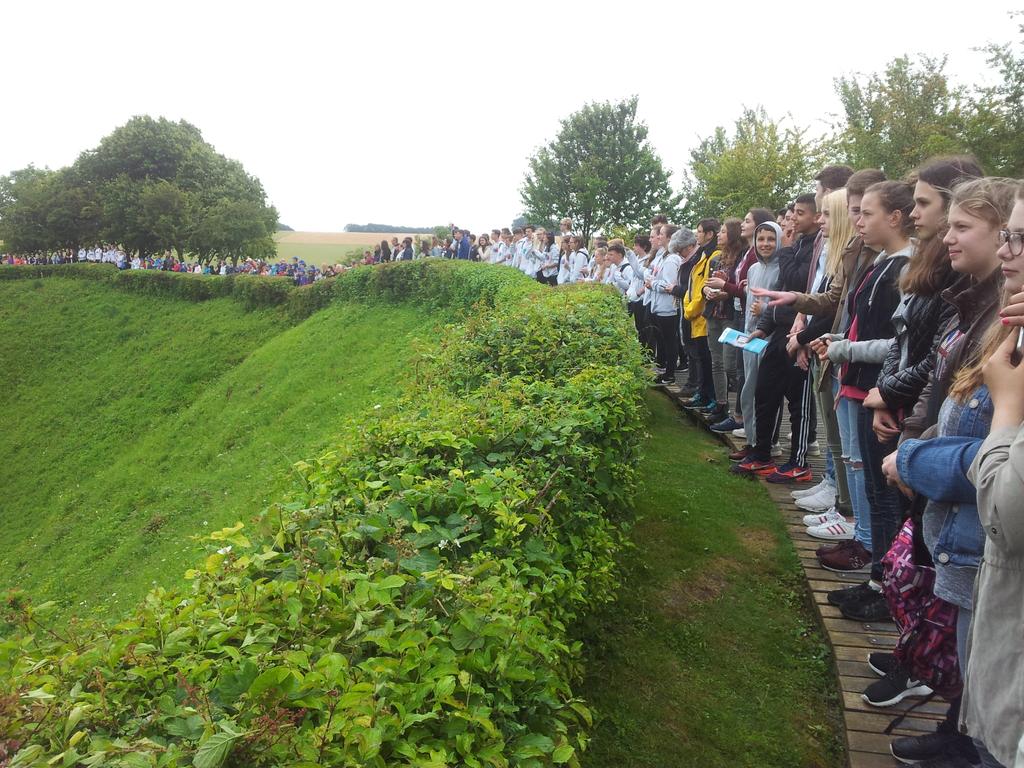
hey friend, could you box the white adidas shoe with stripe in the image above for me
[807,518,855,541]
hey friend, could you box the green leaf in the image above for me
[434,675,456,699]
[64,705,87,739]
[193,729,243,768]
[165,714,205,740]
[513,733,554,759]
[399,550,441,574]
[248,666,292,699]
[211,660,258,707]
[552,744,575,763]
[377,574,406,589]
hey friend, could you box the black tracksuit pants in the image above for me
[752,341,816,465]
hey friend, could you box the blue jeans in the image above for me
[857,402,908,581]
[835,389,871,550]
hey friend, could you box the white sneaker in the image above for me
[796,486,837,512]
[808,440,821,456]
[731,428,746,438]
[807,518,855,541]
[771,443,783,457]
[803,506,844,527]
[793,478,829,500]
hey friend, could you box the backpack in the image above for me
[881,517,962,699]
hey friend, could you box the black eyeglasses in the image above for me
[999,229,1024,257]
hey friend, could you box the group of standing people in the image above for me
[599,161,1024,768]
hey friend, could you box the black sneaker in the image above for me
[862,664,932,707]
[909,757,978,768]
[890,730,967,765]
[868,651,897,678]
[840,589,892,622]
[826,581,873,607]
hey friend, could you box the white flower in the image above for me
[217,545,232,555]
[438,539,449,550]
[373,404,382,410]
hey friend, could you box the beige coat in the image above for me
[964,424,1024,767]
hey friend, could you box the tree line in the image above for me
[520,22,1024,238]
[0,116,278,263]
[343,223,438,234]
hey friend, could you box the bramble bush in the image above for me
[0,261,648,767]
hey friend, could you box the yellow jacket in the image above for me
[683,248,718,338]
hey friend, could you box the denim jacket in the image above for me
[897,385,992,575]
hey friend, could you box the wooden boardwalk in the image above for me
[660,384,943,768]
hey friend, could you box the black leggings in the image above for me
[690,335,714,402]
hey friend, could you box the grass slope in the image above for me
[0,278,440,618]
[579,393,844,768]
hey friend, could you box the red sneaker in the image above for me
[732,458,776,476]
[765,464,813,483]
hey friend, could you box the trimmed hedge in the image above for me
[0,262,647,767]
[0,261,541,320]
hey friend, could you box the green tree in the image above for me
[44,169,101,254]
[681,107,821,221]
[962,16,1024,176]
[831,55,965,177]
[1,115,277,260]
[0,167,59,254]
[520,96,681,243]
[191,198,277,264]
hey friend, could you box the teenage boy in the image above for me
[454,229,471,260]
[737,194,820,482]
[814,164,855,207]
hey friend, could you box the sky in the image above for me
[1,0,1019,234]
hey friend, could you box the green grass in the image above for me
[579,393,844,768]
[273,240,364,266]
[0,278,441,619]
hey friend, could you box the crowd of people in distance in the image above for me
[593,161,1024,768]
[2,247,349,285]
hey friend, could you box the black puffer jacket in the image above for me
[876,274,959,412]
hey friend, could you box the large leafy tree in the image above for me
[831,56,965,177]
[962,16,1024,176]
[0,167,60,254]
[681,107,820,221]
[0,116,277,261]
[520,97,681,242]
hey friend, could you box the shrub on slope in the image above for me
[0,259,537,319]
[0,263,648,768]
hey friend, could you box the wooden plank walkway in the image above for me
[659,383,941,768]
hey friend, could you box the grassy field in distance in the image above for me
[274,231,434,266]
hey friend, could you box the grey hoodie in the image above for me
[744,221,783,333]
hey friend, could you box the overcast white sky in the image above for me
[1,1,1019,233]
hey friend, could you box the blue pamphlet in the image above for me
[719,326,768,355]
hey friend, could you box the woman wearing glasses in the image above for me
[959,188,1024,768]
